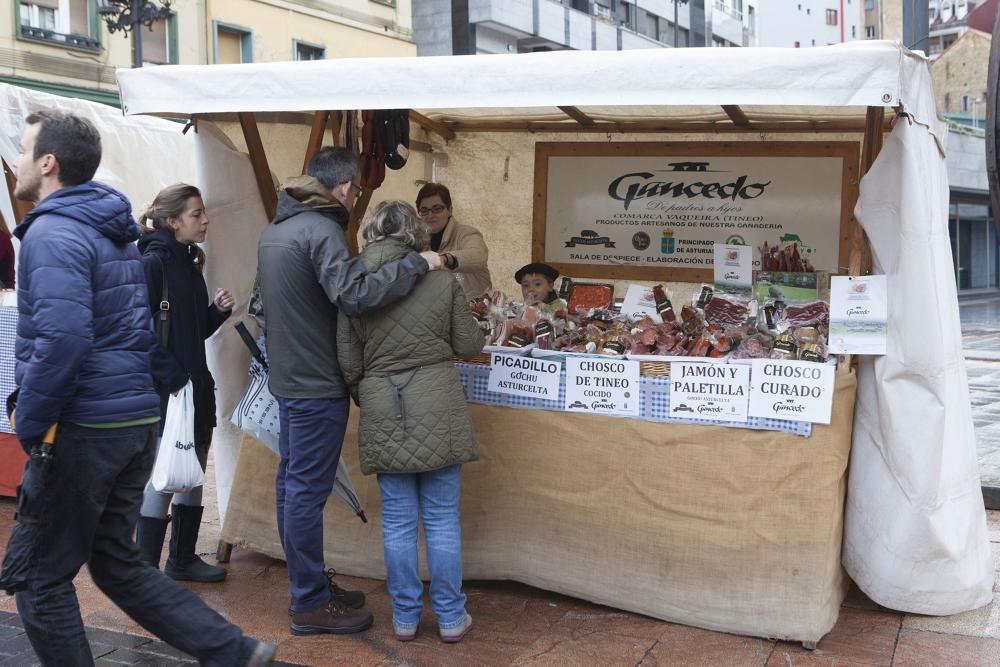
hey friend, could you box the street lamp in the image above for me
[96,0,173,68]
[674,0,689,48]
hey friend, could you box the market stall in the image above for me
[112,42,992,643]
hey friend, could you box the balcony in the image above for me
[20,25,101,51]
[710,2,745,45]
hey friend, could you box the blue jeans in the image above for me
[377,464,466,630]
[275,396,349,613]
[13,423,253,666]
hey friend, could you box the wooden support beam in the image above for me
[347,187,375,256]
[328,110,342,147]
[409,110,456,141]
[3,160,34,225]
[301,111,329,174]
[238,112,278,221]
[445,118,887,134]
[721,105,750,127]
[216,540,233,564]
[557,106,596,127]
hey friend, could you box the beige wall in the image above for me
[931,30,991,115]
[882,0,903,43]
[209,0,415,63]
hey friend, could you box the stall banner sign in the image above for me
[488,353,562,400]
[543,152,844,272]
[621,284,661,322]
[564,358,641,417]
[748,360,836,425]
[713,244,753,296]
[670,361,750,423]
[828,275,887,355]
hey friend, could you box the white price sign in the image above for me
[670,361,750,423]
[748,360,836,425]
[564,357,641,417]
[488,353,562,400]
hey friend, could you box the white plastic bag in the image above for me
[229,364,280,455]
[151,381,205,493]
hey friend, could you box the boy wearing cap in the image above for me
[515,263,566,314]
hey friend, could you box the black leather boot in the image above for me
[164,504,227,582]
[136,516,169,569]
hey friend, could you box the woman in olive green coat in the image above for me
[337,200,484,644]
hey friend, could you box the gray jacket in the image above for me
[258,193,427,399]
[338,237,484,474]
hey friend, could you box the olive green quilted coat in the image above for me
[337,237,485,475]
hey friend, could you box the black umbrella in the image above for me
[0,390,58,594]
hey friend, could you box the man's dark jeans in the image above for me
[13,422,254,666]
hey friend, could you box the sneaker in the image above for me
[287,569,366,616]
[244,640,276,666]
[393,622,418,642]
[290,601,374,636]
[439,613,473,643]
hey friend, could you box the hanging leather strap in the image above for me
[155,255,170,348]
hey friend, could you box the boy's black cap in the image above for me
[515,263,560,284]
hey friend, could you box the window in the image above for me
[214,22,252,63]
[19,0,99,49]
[20,1,57,31]
[294,40,324,60]
[143,15,177,65]
[806,8,811,14]
[961,94,970,113]
[826,9,838,25]
[794,40,801,48]
[944,93,951,111]
[594,2,612,19]
[811,38,816,45]
[865,0,874,9]
[865,25,876,38]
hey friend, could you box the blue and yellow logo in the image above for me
[661,229,675,254]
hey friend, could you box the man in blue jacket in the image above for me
[10,109,273,666]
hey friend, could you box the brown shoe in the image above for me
[291,601,373,636]
[287,569,366,616]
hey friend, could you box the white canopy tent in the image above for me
[114,41,991,620]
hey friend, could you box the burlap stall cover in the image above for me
[221,368,857,643]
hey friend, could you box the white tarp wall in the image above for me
[0,83,262,519]
[110,41,992,615]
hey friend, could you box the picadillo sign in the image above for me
[748,359,836,425]
[564,357,641,417]
[487,353,561,399]
[670,361,750,423]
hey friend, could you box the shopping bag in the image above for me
[229,363,280,455]
[151,381,205,493]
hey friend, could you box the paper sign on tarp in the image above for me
[670,361,750,423]
[748,359,836,424]
[487,353,561,399]
[828,275,887,355]
[621,284,660,322]
[565,357,641,416]
[713,244,753,296]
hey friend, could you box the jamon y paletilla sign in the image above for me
[748,360,836,425]
[487,354,561,400]
[670,361,750,423]
[538,143,853,276]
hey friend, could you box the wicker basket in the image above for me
[639,361,671,377]
[455,353,491,365]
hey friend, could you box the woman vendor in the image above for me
[415,183,492,300]
[515,262,566,315]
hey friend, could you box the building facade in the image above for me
[755,0,864,47]
[413,0,758,56]
[2,0,415,107]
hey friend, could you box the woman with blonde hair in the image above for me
[338,200,484,643]
[135,183,235,582]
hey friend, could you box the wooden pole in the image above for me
[238,112,278,221]
[348,187,374,256]
[301,111,329,174]
[328,111,342,147]
[3,160,34,224]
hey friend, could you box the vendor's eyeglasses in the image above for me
[418,204,447,217]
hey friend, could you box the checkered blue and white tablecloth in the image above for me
[0,306,16,434]
[455,362,812,437]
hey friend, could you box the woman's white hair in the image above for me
[361,200,429,251]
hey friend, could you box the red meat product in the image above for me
[687,336,712,357]
[704,297,749,329]
[784,300,829,327]
[651,284,676,322]
[502,320,534,348]
[630,340,653,355]
[637,328,658,346]
[681,304,700,323]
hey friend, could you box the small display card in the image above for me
[713,244,753,296]
[565,357,641,417]
[748,359,836,425]
[487,353,562,400]
[670,361,750,423]
[828,275,887,355]
[621,284,661,323]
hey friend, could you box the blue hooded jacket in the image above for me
[13,181,160,449]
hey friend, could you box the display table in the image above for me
[221,367,856,644]
[0,305,24,497]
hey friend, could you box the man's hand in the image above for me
[419,251,443,271]
[214,288,236,311]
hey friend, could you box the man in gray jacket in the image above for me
[257,147,440,635]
